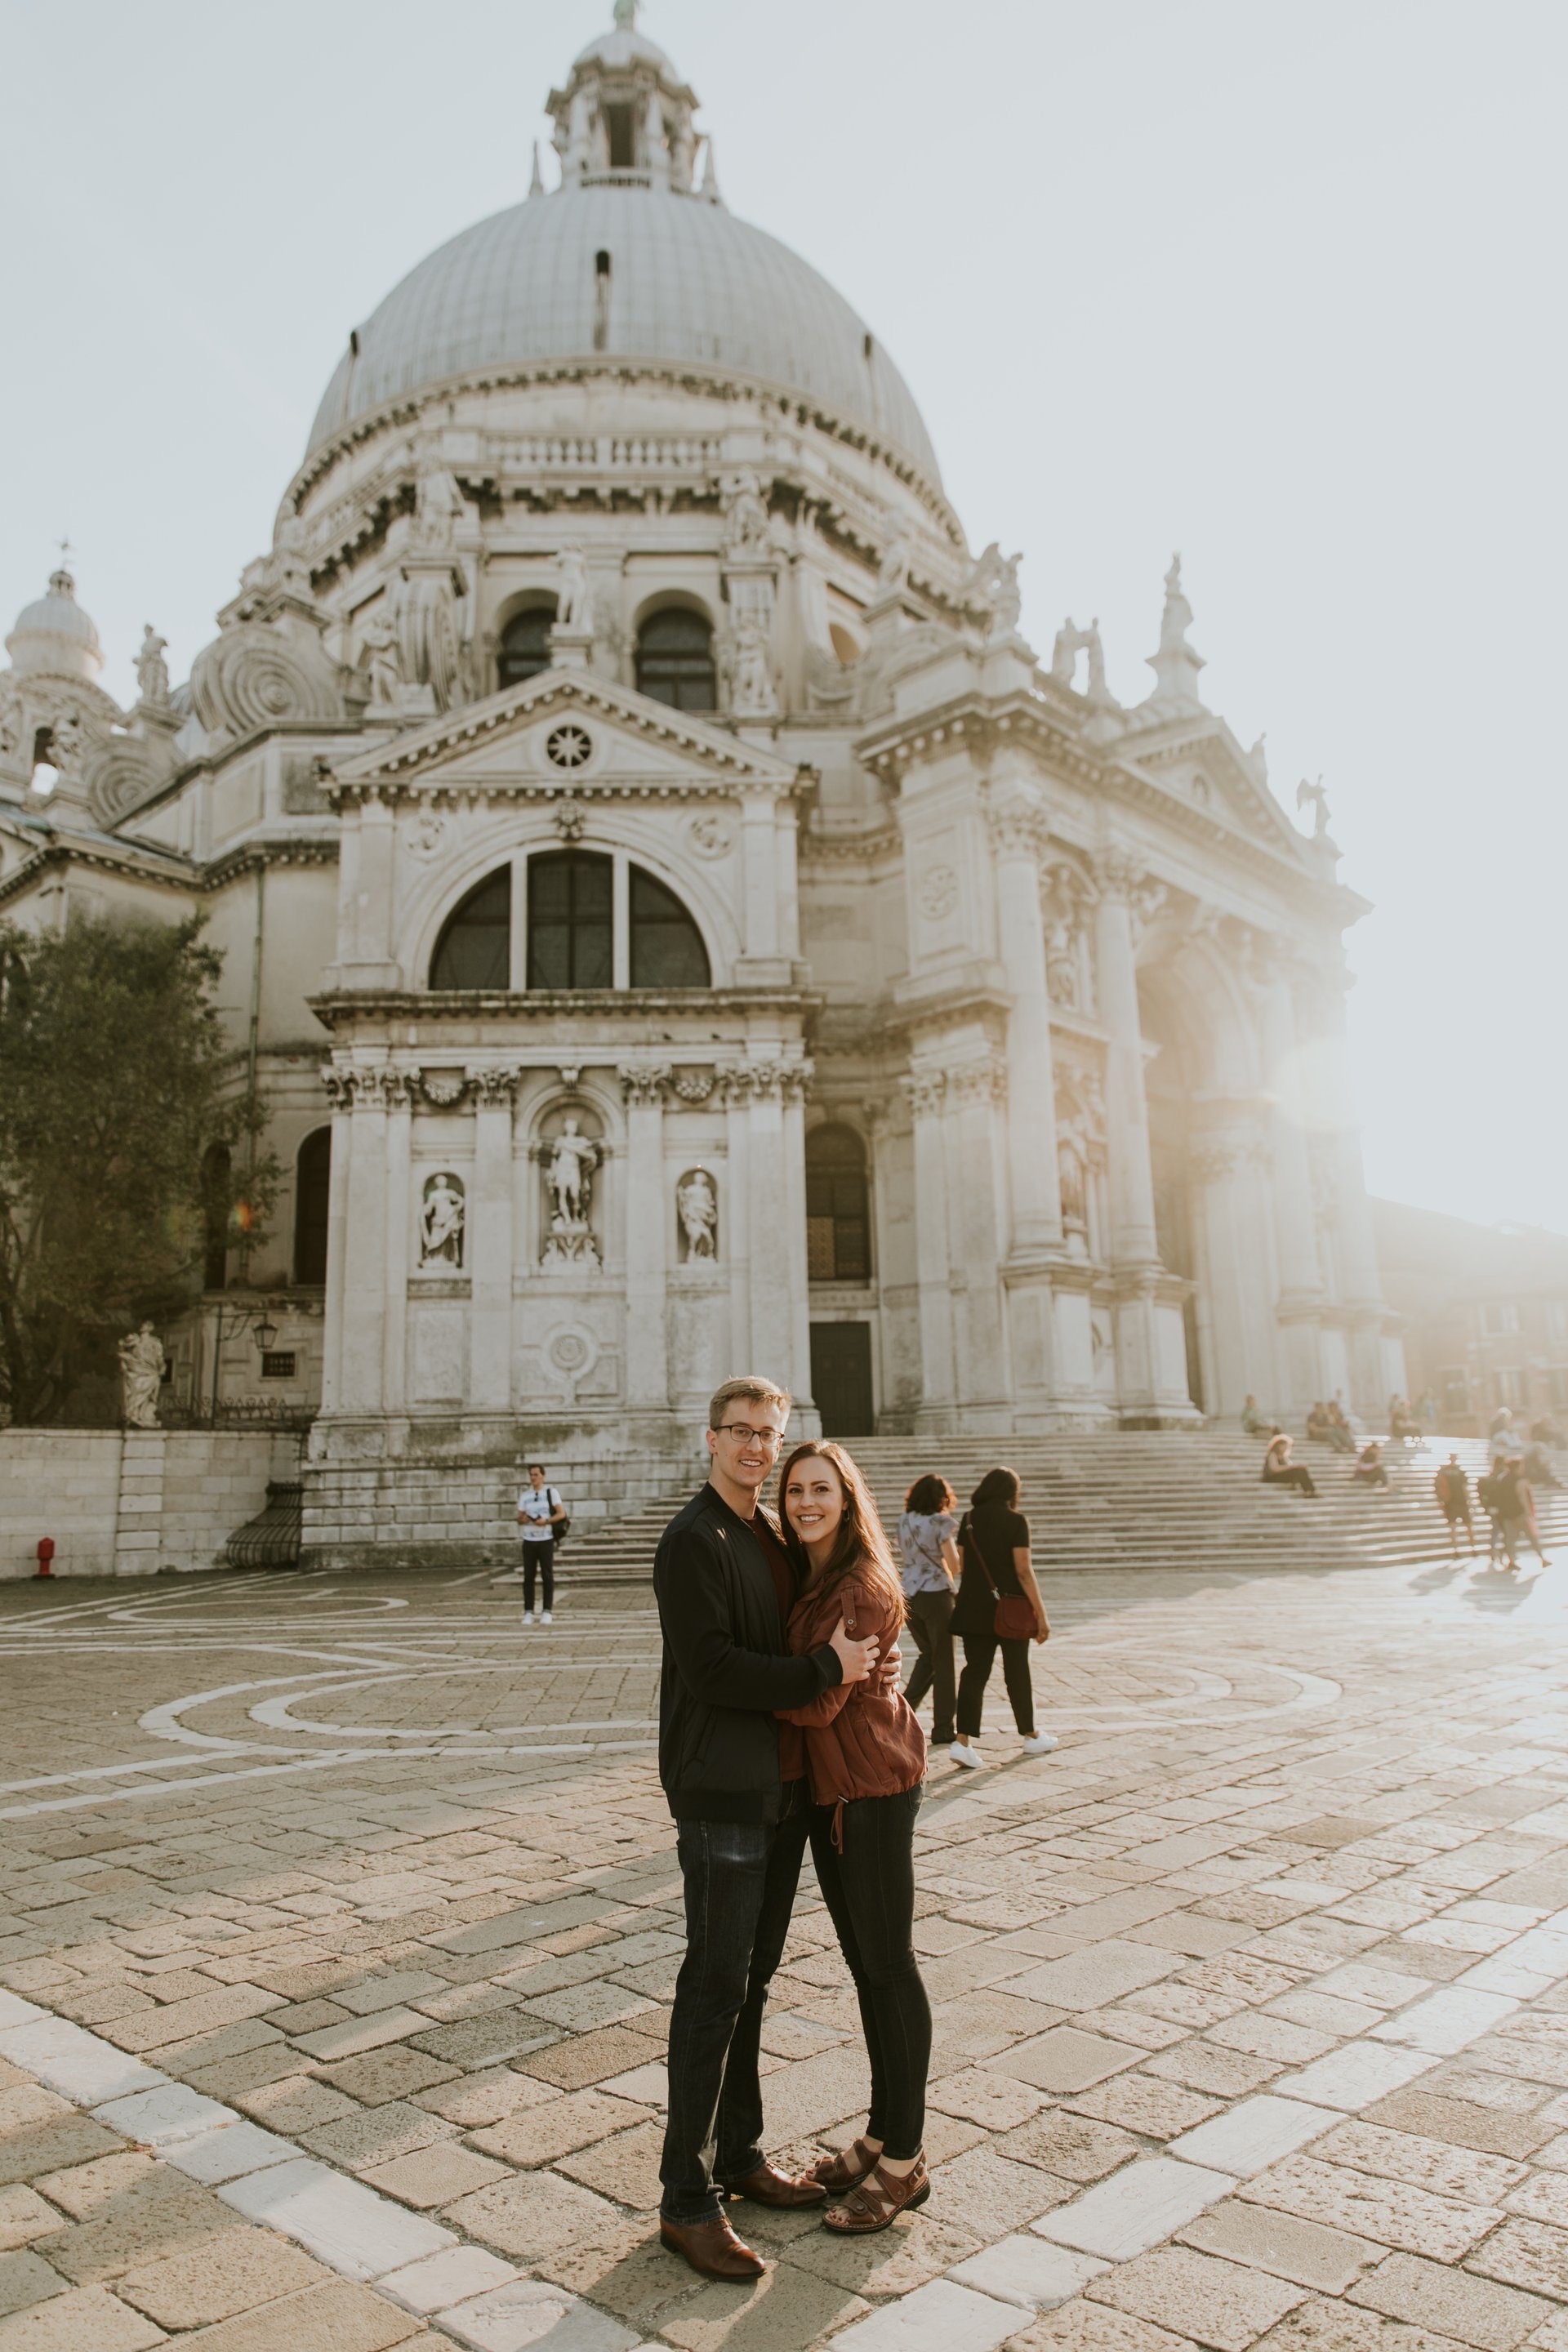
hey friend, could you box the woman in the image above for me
[1262,1433,1316,1496]
[1352,1441,1390,1490]
[898,1475,960,1748]
[775,1441,932,2234]
[950,1467,1053,1769]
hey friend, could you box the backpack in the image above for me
[548,1486,570,1545]
[1477,1472,1505,1517]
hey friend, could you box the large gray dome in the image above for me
[305,183,940,486]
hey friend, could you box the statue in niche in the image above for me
[118,1321,166,1428]
[541,1116,603,1267]
[677,1168,719,1261]
[722,471,769,555]
[420,1171,466,1267]
[555,545,595,634]
[1040,865,1091,1009]
[729,611,777,718]
[361,608,402,707]
[136,626,171,706]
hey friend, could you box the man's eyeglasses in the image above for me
[714,1423,786,1450]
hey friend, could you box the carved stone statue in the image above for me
[412,456,464,551]
[721,472,770,555]
[677,1168,719,1261]
[1296,775,1332,839]
[419,1172,466,1267]
[542,1116,602,1267]
[968,542,1024,643]
[1050,617,1107,702]
[47,712,85,783]
[361,608,402,707]
[555,546,595,634]
[136,626,171,706]
[118,1321,166,1428]
[729,612,777,719]
[875,532,911,598]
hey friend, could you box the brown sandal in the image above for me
[822,2155,930,2234]
[808,2135,880,2194]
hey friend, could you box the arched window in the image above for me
[498,602,556,690]
[528,851,612,989]
[430,869,512,990]
[636,608,715,711]
[202,1143,232,1291]
[806,1125,871,1283]
[630,866,710,988]
[294,1128,332,1287]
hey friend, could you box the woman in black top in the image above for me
[950,1468,1053,1769]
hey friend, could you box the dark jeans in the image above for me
[810,1787,930,2159]
[903,1589,956,1742]
[956,1629,1036,1738]
[1264,1465,1316,1496]
[660,1799,808,2221]
[522,1539,555,1610]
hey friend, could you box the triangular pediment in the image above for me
[329,668,799,797]
[1122,713,1303,857]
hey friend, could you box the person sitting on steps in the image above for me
[1262,1432,1316,1496]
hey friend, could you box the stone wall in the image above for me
[0,1429,302,1579]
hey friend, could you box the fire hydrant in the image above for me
[35,1537,55,1579]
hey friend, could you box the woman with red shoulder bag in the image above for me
[950,1465,1054,1768]
[774,1441,932,2235]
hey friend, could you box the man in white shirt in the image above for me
[516,1463,567,1623]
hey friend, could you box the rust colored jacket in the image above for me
[777,1561,926,1828]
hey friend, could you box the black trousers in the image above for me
[521,1539,555,1610]
[956,1628,1036,1738]
[903,1589,957,1743]
[660,1798,808,2221]
[1264,1465,1316,1496]
[809,1787,930,2159]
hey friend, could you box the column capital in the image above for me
[949,1054,1009,1108]
[901,1069,946,1120]
[719,1058,813,1106]
[469,1065,521,1108]
[617,1062,674,1107]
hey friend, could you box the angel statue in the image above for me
[1295,776,1332,840]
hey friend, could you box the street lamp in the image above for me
[208,1299,279,1419]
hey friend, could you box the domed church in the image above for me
[0,4,1399,1557]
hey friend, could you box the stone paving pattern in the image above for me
[2,1548,1568,2346]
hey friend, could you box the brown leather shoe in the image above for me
[659,2212,766,2279]
[719,2159,828,2208]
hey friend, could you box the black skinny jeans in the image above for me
[903,1588,957,1742]
[956,1628,1036,1738]
[521,1539,555,1610]
[660,1800,809,2221]
[809,1786,930,2159]
[1263,1465,1316,1496]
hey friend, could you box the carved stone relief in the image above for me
[676,1167,719,1262]
[418,1171,466,1269]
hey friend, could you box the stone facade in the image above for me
[0,5,1401,1557]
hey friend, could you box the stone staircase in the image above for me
[550,1432,1568,1589]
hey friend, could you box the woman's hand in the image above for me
[1033,1607,1050,1646]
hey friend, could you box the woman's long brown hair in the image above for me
[777,1440,906,1624]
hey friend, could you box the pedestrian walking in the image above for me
[1494,1457,1551,1571]
[653,1377,880,2280]
[1262,1433,1317,1496]
[776,1440,933,2234]
[950,1468,1054,1767]
[1433,1454,1475,1557]
[897,1475,960,1748]
[515,1463,567,1624]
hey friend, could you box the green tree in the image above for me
[0,913,277,1425]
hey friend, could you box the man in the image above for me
[653,1376,880,2280]
[1495,1456,1550,1572]
[514,1463,567,1624]
[1433,1453,1474,1558]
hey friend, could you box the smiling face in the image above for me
[783,1454,846,1557]
[705,1398,788,1499]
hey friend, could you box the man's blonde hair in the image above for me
[707,1375,791,1434]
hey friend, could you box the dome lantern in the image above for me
[548,0,702,195]
[5,552,105,684]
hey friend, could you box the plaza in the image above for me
[2,1460,1568,2348]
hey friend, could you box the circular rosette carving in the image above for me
[190,623,341,737]
[86,740,154,827]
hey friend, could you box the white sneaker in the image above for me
[1022,1731,1058,1756]
[541,1610,554,1625]
[532,1607,543,1623]
[950,1742,984,1769]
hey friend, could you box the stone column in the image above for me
[742,1064,795,1395]
[338,1067,390,1414]
[1255,955,1325,1408]
[319,1071,353,1412]
[620,1065,671,1410]
[946,1056,1010,1423]
[737,787,781,971]
[780,1066,815,1414]
[990,804,1063,1254]
[468,1066,518,1411]
[329,790,402,988]
[381,1070,412,1414]
[1192,1133,1281,1416]
[1300,966,1385,1409]
[903,1072,954,1426]
[1093,853,1160,1269]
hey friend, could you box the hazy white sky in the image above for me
[3,1,1563,1232]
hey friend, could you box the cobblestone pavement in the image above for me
[3,1548,1568,2347]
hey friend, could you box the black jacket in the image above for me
[654,1483,841,1822]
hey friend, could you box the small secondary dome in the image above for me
[6,563,103,683]
[305,3,938,487]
